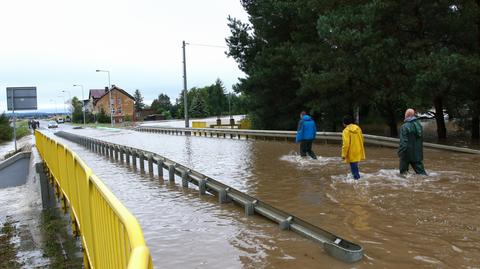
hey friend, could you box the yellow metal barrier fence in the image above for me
[35,131,152,269]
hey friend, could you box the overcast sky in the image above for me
[0,0,249,113]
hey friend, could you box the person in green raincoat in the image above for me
[398,108,427,175]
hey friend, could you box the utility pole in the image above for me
[73,84,86,126]
[182,40,189,128]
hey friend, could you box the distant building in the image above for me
[85,88,106,113]
[135,109,166,121]
[88,86,135,123]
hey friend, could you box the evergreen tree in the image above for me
[134,89,145,111]
[189,92,209,118]
[151,93,172,115]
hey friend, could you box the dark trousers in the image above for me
[350,162,360,179]
[300,140,317,159]
[399,159,427,175]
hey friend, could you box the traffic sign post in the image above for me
[6,87,37,151]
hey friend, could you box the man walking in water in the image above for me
[398,108,427,175]
[296,111,317,159]
[341,115,365,180]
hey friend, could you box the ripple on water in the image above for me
[414,255,441,265]
[279,151,341,168]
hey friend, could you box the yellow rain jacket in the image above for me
[342,124,366,163]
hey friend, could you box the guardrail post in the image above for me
[114,146,119,161]
[147,154,154,176]
[181,170,189,188]
[156,158,164,180]
[125,149,130,165]
[245,201,255,216]
[108,144,113,159]
[199,178,207,195]
[219,188,231,204]
[119,148,124,164]
[132,151,137,168]
[168,164,175,182]
[139,153,145,173]
[279,216,293,230]
[104,143,108,156]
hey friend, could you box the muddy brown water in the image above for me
[43,127,480,269]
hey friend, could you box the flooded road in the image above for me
[45,126,480,268]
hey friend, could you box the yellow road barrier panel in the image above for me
[192,121,207,128]
[35,131,152,269]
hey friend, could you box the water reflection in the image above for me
[53,128,480,268]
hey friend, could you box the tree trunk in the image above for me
[472,112,480,140]
[433,96,447,139]
[387,108,398,137]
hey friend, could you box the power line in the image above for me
[186,43,227,49]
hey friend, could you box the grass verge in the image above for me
[40,209,83,269]
[0,216,23,269]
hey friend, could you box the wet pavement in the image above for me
[0,148,50,268]
[39,125,480,269]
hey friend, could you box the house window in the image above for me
[116,98,122,114]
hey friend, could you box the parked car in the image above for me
[57,118,65,123]
[48,121,58,128]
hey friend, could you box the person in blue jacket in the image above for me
[296,111,317,159]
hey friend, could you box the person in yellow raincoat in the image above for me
[341,115,366,179]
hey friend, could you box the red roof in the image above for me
[89,89,106,99]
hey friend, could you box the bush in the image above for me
[97,108,111,123]
[0,113,13,142]
[15,121,29,139]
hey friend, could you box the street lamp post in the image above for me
[73,84,86,126]
[96,69,114,127]
[182,41,189,128]
[61,90,71,120]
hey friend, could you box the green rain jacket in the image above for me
[398,117,424,162]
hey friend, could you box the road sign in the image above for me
[6,87,37,111]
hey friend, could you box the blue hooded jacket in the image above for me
[296,115,317,142]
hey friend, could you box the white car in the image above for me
[57,118,65,123]
[48,121,58,128]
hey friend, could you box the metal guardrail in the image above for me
[35,131,153,269]
[56,131,364,263]
[135,126,480,155]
